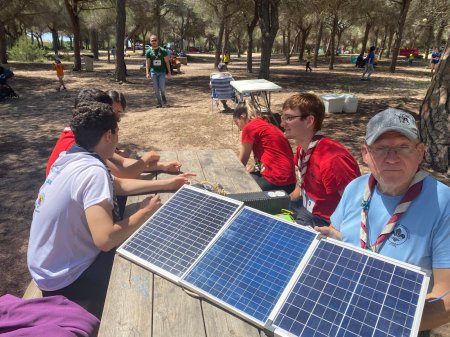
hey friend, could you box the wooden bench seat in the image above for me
[22,280,42,299]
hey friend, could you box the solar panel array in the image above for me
[118,186,241,280]
[118,185,429,337]
[182,207,318,324]
[272,240,426,337]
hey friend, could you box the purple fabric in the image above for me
[0,294,99,337]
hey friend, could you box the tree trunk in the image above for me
[89,28,99,60]
[215,18,225,68]
[424,25,433,61]
[49,27,60,54]
[258,0,280,80]
[246,0,258,73]
[299,29,309,63]
[435,18,446,48]
[419,34,449,174]
[378,24,388,60]
[115,0,127,82]
[385,27,394,58]
[329,15,338,70]
[360,20,371,55]
[0,21,7,64]
[154,1,162,41]
[64,0,82,71]
[389,0,411,73]
[313,20,323,68]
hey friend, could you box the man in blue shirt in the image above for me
[361,46,376,81]
[316,108,450,334]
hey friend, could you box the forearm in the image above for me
[420,292,450,331]
[115,177,173,195]
[103,208,151,250]
[108,157,146,179]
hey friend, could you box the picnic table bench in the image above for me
[98,149,265,337]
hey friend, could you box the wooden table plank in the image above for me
[152,276,206,337]
[99,256,153,337]
[201,300,262,337]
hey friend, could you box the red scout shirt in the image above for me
[46,127,76,176]
[242,118,296,186]
[294,137,361,220]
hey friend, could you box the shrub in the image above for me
[9,36,47,62]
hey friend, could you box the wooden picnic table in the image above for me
[98,149,269,337]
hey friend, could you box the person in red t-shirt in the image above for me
[281,93,361,227]
[233,102,296,194]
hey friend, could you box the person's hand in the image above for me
[146,73,150,79]
[162,160,182,173]
[167,172,196,190]
[139,195,161,217]
[141,151,160,165]
[314,225,342,241]
[167,73,172,80]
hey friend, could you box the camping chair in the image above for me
[210,72,236,112]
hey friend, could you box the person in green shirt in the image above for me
[145,35,172,108]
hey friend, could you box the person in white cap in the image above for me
[316,108,450,334]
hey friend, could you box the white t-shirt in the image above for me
[28,152,114,291]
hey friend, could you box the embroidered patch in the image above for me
[388,224,409,246]
[35,193,45,211]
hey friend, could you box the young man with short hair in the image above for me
[281,93,361,227]
[28,103,162,319]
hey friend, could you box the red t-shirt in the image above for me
[241,118,296,186]
[46,127,76,176]
[294,137,361,220]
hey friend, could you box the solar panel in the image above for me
[271,240,429,337]
[117,185,242,282]
[181,207,319,325]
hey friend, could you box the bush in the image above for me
[9,36,47,62]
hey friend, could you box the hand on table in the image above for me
[161,160,182,173]
[139,195,162,217]
[314,225,342,241]
[167,172,197,190]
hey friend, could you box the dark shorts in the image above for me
[42,249,116,319]
[250,171,296,194]
[289,199,330,228]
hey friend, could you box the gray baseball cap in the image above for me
[365,108,419,145]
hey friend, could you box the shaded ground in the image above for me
[0,52,448,335]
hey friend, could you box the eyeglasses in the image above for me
[280,114,307,122]
[151,40,158,42]
[368,144,417,157]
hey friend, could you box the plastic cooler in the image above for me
[342,94,358,113]
[320,94,345,113]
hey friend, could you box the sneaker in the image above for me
[360,78,366,81]
[161,95,167,105]
[156,104,162,108]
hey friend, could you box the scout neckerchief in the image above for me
[67,144,121,222]
[296,132,324,189]
[360,170,428,253]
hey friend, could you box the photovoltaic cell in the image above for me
[118,186,241,280]
[182,207,318,324]
[273,240,426,337]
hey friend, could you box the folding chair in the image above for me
[210,72,235,112]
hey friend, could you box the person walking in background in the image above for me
[223,50,231,65]
[408,53,414,66]
[145,35,172,108]
[361,46,376,81]
[305,50,313,72]
[233,102,296,194]
[53,57,66,91]
[430,47,441,75]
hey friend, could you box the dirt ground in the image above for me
[0,52,449,335]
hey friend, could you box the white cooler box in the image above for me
[320,94,345,113]
[342,94,358,113]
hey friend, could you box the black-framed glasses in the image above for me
[280,114,307,122]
